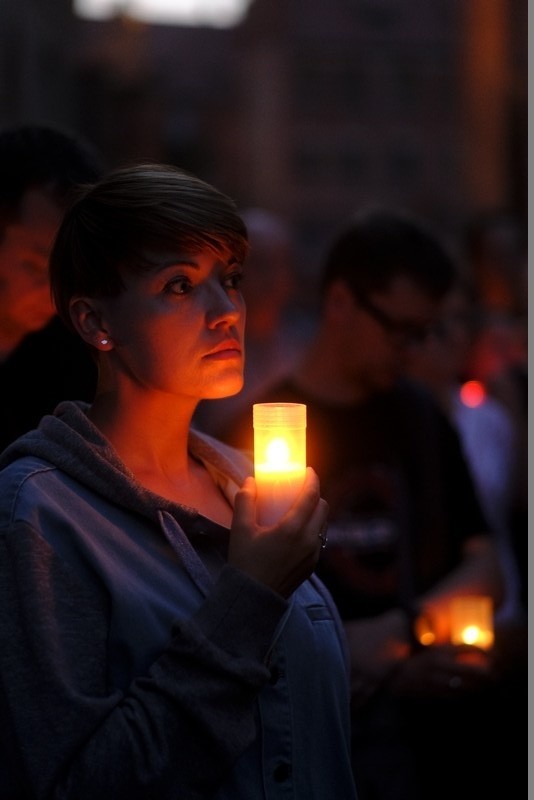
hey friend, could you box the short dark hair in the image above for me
[320,206,456,302]
[49,163,249,330]
[0,123,103,230]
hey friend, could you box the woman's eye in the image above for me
[165,276,192,295]
[224,270,244,291]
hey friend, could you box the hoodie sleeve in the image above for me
[0,522,288,800]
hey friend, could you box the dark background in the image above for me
[0,0,527,298]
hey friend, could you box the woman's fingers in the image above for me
[229,469,328,597]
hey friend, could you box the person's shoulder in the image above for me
[0,453,56,527]
[0,442,55,483]
[388,378,458,446]
[452,389,516,444]
[393,377,449,419]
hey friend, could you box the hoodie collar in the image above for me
[0,401,252,525]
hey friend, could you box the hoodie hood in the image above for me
[0,401,252,525]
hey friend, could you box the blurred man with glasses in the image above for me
[219,207,512,800]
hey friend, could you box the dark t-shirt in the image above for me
[217,378,520,800]
[221,377,489,620]
[0,315,97,453]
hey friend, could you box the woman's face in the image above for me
[96,247,246,404]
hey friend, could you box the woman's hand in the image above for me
[228,467,329,598]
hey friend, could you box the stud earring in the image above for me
[100,338,109,346]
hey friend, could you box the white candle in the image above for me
[253,403,307,526]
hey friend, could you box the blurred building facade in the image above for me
[0,0,526,283]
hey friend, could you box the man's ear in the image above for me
[69,297,113,351]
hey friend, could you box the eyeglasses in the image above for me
[356,293,434,346]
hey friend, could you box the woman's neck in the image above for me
[87,391,233,526]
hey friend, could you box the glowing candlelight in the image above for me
[450,596,494,650]
[253,403,307,526]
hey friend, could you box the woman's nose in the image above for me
[206,283,243,327]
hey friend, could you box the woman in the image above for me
[0,164,357,799]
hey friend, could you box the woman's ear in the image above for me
[69,298,113,351]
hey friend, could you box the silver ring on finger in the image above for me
[318,523,328,550]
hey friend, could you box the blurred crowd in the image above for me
[0,122,527,800]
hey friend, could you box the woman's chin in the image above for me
[205,380,244,400]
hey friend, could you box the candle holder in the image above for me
[253,402,307,526]
[450,595,494,650]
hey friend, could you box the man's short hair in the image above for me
[320,206,456,302]
[0,123,104,229]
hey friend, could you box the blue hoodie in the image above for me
[0,401,357,800]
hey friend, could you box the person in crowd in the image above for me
[0,163,358,800]
[194,206,312,438]
[461,209,528,436]
[406,278,526,626]
[463,208,527,320]
[405,278,527,749]
[461,210,528,611]
[0,123,103,452]
[221,206,512,800]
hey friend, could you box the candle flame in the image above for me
[450,596,494,650]
[461,625,482,645]
[265,437,291,468]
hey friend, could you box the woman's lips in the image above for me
[204,340,242,359]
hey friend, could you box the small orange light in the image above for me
[459,380,486,408]
[414,614,436,646]
[450,596,494,650]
